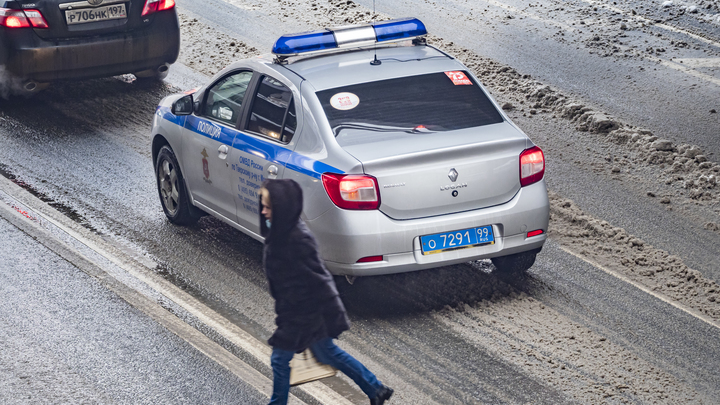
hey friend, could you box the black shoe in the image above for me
[370,385,394,405]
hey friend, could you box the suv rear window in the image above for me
[317,71,503,140]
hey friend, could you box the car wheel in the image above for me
[491,248,541,277]
[156,145,202,225]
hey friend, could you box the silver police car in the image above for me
[151,18,548,277]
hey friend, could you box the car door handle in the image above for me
[217,144,229,159]
[267,165,278,179]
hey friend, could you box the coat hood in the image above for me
[260,179,304,243]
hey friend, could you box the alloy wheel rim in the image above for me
[158,158,179,216]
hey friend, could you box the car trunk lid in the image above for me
[25,0,151,40]
[338,122,528,220]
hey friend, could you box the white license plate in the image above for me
[65,4,127,25]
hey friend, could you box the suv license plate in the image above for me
[65,4,127,25]
[421,225,494,255]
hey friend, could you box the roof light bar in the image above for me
[272,18,427,57]
[374,18,426,42]
[272,30,337,56]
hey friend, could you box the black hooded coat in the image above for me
[260,179,350,352]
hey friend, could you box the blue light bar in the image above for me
[272,30,338,56]
[272,17,427,57]
[373,18,427,42]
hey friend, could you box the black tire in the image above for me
[155,145,202,226]
[491,248,541,277]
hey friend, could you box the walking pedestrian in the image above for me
[259,179,394,405]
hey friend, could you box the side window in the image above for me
[203,71,253,126]
[282,102,297,143]
[247,76,296,143]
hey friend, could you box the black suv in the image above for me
[0,0,180,94]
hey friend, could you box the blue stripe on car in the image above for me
[186,115,236,149]
[286,153,340,178]
[158,106,342,179]
[157,106,185,126]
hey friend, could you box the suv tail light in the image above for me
[0,8,48,28]
[322,173,380,210]
[142,0,176,16]
[519,146,545,187]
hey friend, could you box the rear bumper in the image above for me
[307,180,550,276]
[0,11,179,82]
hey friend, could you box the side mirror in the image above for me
[171,95,194,115]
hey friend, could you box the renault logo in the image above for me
[88,0,103,5]
[448,168,458,182]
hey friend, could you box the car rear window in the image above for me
[317,71,503,139]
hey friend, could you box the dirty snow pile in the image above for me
[549,191,720,322]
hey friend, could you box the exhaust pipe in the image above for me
[156,64,170,80]
[134,64,170,80]
[23,81,37,92]
[21,81,48,95]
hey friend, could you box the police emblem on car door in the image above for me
[181,70,254,221]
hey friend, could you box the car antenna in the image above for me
[370,0,381,65]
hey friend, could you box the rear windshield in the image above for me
[317,71,503,140]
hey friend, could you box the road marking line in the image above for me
[655,22,720,48]
[579,0,720,49]
[480,0,720,87]
[636,53,720,87]
[219,0,261,11]
[0,176,352,405]
[672,57,720,68]
[560,246,720,331]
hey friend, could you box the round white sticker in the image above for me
[330,92,360,110]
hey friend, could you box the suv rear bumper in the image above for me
[0,11,179,82]
[307,180,550,276]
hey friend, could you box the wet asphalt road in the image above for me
[1,0,719,403]
[0,217,267,404]
[1,76,718,402]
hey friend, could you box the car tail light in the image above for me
[0,8,30,28]
[142,0,176,16]
[322,173,380,210]
[0,9,48,28]
[357,255,383,263]
[23,10,48,28]
[519,146,545,187]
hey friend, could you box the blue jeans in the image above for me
[268,338,382,405]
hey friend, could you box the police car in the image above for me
[151,18,549,277]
